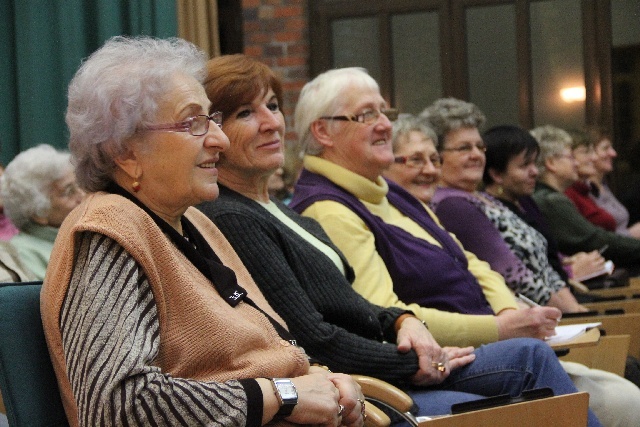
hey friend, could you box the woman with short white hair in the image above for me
[0,144,84,278]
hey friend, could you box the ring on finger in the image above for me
[338,404,345,417]
[357,398,366,417]
[431,361,446,372]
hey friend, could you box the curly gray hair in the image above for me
[420,98,486,145]
[391,114,438,152]
[529,125,573,176]
[0,145,73,230]
[66,36,207,192]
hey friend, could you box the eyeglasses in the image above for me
[555,153,576,161]
[394,154,441,168]
[441,142,487,154]
[320,108,398,125]
[144,111,223,137]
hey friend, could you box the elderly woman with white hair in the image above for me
[288,67,608,426]
[0,144,85,279]
[41,36,364,427]
[531,125,640,270]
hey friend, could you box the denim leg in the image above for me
[426,338,603,427]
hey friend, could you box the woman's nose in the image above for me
[205,122,230,151]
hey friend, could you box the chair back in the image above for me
[0,281,68,426]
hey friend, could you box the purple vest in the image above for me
[290,169,494,315]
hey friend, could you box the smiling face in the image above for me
[493,150,539,199]
[384,131,440,203]
[217,88,285,183]
[439,127,486,192]
[125,72,230,221]
[593,138,617,175]
[572,144,597,179]
[319,85,394,181]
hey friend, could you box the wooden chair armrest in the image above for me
[351,374,413,413]
[363,400,391,427]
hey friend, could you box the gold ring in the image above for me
[357,398,366,416]
[432,361,446,372]
[338,404,345,417]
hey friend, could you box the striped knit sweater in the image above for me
[41,192,309,426]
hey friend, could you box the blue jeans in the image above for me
[405,338,602,427]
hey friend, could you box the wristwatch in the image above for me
[270,378,298,418]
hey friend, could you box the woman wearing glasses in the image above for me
[287,68,612,425]
[422,99,585,313]
[41,36,364,427]
[531,125,640,271]
[197,55,589,418]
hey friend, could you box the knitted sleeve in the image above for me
[61,231,263,427]
[533,189,640,267]
[433,196,557,305]
[210,206,420,385]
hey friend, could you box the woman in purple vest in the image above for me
[422,99,586,312]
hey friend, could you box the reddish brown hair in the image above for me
[203,54,283,122]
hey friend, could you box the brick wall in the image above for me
[241,0,309,152]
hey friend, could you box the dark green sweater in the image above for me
[198,185,419,386]
[532,182,640,269]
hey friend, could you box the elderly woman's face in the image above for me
[593,138,617,174]
[439,127,486,192]
[217,88,285,179]
[547,147,579,185]
[134,73,229,213]
[572,144,597,179]
[324,86,394,181]
[384,131,440,203]
[43,170,85,228]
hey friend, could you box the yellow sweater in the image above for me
[300,156,518,348]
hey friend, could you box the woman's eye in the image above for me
[267,102,280,112]
[236,109,251,119]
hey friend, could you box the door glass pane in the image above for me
[332,17,381,84]
[612,0,640,46]
[611,0,640,202]
[531,0,584,129]
[466,4,517,128]
[391,12,441,115]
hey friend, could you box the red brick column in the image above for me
[241,0,309,149]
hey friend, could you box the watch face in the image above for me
[278,383,297,400]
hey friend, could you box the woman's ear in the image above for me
[113,146,141,180]
[309,119,334,149]
[488,167,504,185]
[31,214,49,226]
[544,156,558,174]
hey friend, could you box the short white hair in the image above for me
[294,67,379,157]
[0,144,73,230]
[530,125,573,176]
